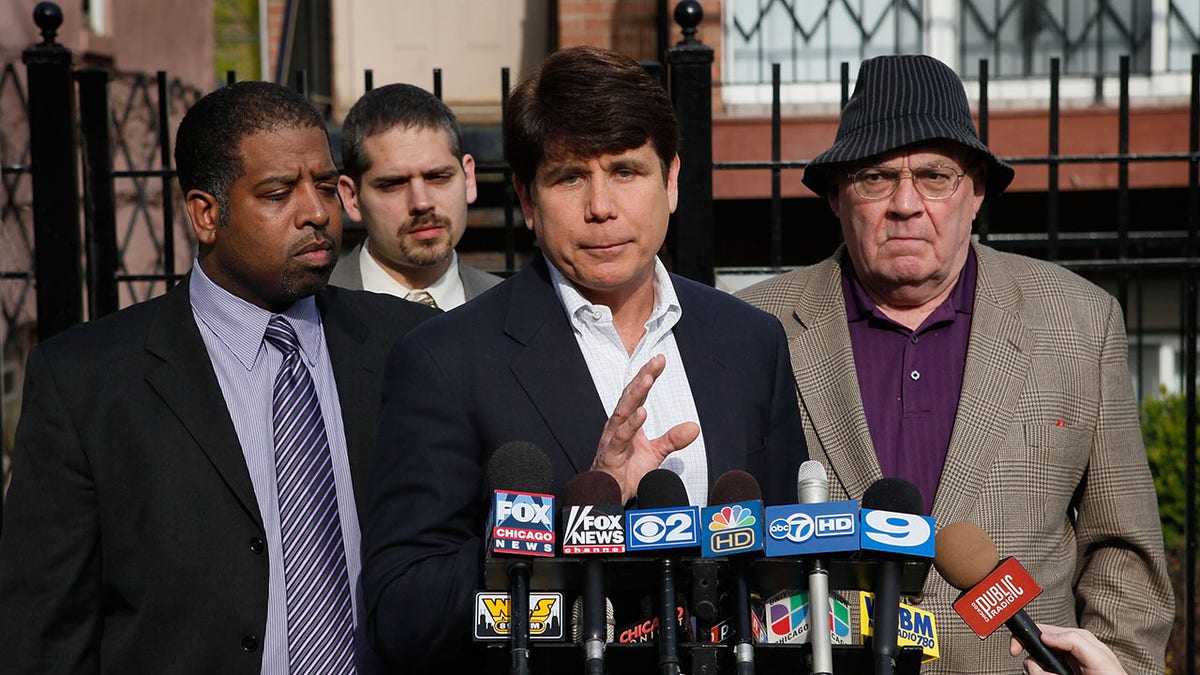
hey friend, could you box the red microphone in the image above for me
[933,522,1070,675]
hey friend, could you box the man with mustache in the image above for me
[332,83,501,310]
[0,81,436,674]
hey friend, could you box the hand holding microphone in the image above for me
[1010,625,1128,675]
[934,521,1071,675]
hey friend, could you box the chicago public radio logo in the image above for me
[491,491,555,556]
[473,592,564,640]
[561,504,625,554]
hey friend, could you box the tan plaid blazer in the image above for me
[737,241,1172,674]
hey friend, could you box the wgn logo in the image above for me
[859,509,935,559]
[625,506,699,551]
[700,501,763,557]
[763,501,859,557]
[491,491,555,556]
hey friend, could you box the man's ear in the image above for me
[185,189,221,246]
[337,175,364,222]
[462,153,478,206]
[513,175,537,233]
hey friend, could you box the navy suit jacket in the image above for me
[362,257,807,671]
[0,278,435,674]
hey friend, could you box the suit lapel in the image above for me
[932,244,1036,523]
[788,253,881,500]
[673,279,741,487]
[506,260,610,474]
[317,289,375,520]
[144,277,264,530]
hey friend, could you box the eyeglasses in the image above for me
[847,165,967,201]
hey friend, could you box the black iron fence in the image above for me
[3,0,1200,670]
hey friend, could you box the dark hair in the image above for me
[174,81,326,216]
[340,83,465,184]
[505,46,679,187]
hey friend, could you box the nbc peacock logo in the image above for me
[706,504,759,553]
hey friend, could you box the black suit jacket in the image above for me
[0,278,435,674]
[362,258,807,671]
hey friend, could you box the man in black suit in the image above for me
[0,81,435,674]
[361,46,808,671]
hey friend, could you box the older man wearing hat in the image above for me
[738,54,1171,673]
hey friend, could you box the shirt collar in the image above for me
[841,246,977,328]
[547,257,682,330]
[189,260,324,370]
[359,242,463,306]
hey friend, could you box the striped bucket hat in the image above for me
[802,54,1014,202]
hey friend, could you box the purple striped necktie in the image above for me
[265,315,355,674]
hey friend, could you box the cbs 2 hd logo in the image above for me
[626,506,700,551]
[859,509,935,558]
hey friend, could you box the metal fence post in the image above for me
[77,67,118,318]
[23,1,82,340]
[666,0,714,286]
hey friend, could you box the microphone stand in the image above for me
[658,558,682,675]
[731,556,755,675]
[581,557,607,675]
[509,561,532,675]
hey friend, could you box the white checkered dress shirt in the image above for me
[548,258,709,506]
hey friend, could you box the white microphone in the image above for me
[797,460,833,675]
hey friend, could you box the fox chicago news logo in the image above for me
[561,504,625,554]
[491,491,555,556]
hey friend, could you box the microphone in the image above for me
[485,441,555,675]
[628,469,697,675]
[933,522,1071,675]
[705,470,764,675]
[560,471,624,675]
[860,478,930,675]
[796,461,833,675]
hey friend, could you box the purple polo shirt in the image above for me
[842,248,977,515]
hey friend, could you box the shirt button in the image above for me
[911,335,919,344]
[910,370,920,381]
[249,537,265,554]
[241,634,259,652]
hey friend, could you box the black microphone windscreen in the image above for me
[562,471,623,507]
[707,470,762,506]
[487,441,553,494]
[637,469,689,508]
[861,477,924,515]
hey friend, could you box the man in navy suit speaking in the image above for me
[362,46,809,672]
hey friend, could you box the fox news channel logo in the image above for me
[473,592,564,640]
[491,490,555,556]
[859,509,935,559]
[700,500,763,556]
[561,504,625,554]
[763,501,859,557]
[625,506,700,551]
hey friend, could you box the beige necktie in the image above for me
[405,290,439,309]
